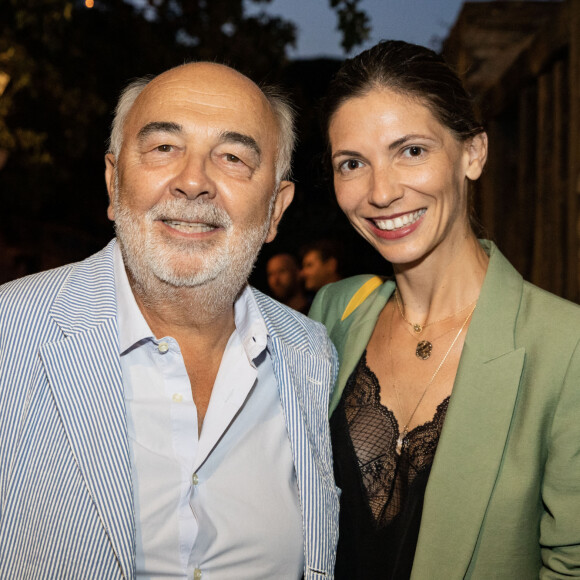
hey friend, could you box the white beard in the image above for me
[114,193,273,314]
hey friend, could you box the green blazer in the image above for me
[310,241,580,579]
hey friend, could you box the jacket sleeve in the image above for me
[540,338,580,578]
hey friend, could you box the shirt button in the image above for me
[193,569,202,580]
[191,473,199,485]
[172,393,183,403]
[158,342,169,354]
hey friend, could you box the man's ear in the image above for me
[265,181,294,243]
[105,153,117,221]
[465,132,488,181]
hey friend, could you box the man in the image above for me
[266,252,310,314]
[0,63,339,579]
[301,239,344,293]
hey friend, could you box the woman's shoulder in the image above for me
[520,280,580,334]
[309,274,389,325]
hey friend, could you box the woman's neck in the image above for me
[393,234,489,325]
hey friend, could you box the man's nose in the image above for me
[169,153,216,200]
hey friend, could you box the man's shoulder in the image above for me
[1,261,76,303]
[0,241,116,314]
[251,287,334,353]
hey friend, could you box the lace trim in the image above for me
[342,351,449,527]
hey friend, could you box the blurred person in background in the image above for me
[300,238,344,293]
[266,252,310,314]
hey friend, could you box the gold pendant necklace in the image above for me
[394,289,476,360]
[390,300,477,453]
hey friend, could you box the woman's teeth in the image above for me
[373,209,426,231]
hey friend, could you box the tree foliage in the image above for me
[0,0,297,261]
[330,0,370,53]
[0,0,370,279]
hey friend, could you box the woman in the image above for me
[310,40,580,579]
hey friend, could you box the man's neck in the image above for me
[130,279,240,432]
[129,275,239,345]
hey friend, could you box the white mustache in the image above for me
[147,199,232,229]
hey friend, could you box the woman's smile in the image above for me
[371,208,426,231]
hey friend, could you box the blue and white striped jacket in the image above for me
[0,240,339,579]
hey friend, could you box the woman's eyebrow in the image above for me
[332,149,361,160]
[137,121,183,143]
[389,134,432,150]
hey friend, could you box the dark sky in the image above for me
[245,0,488,58]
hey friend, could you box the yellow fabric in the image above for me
[340,276,383,321]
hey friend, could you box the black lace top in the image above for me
[330,351,449,579]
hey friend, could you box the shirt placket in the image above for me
[153,337,199,572]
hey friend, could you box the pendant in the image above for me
[396,430,407,454]
[413,323,423,333]
[416,340,432,360]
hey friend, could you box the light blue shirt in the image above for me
[113,246,304,579]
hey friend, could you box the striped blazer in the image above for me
[0,239,339,579]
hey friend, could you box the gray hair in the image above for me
[108,76,151,159]
[107,70,296,185]
[260,84,296,183]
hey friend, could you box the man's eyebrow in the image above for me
[219,131,261,159]
[137,121,183,142]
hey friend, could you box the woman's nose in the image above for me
[368,168,403,207]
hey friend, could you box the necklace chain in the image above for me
[394,289,476,334]
[390,300,477,453]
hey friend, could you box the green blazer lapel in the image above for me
[412,243,526,579]
[329,281,395,414]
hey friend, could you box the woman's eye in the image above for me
[404,146,424,158]
[339,159,363,172]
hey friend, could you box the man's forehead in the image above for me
[126,63,276,143]
[269,255,295,269]
[304,250,322,262]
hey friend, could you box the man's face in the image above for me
[301,250,335,292]
[105,63,294,295]
[266,254,300,301]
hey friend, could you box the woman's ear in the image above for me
[465,132,488,181]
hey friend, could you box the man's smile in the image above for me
[161,219,219,233]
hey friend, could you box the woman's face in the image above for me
[328,88,486,267]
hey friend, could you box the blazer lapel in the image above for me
[412,243,526,579]
[254,290,338,576]
[329,280,394,413]
[270,335,337,576]
[41,242,135,579]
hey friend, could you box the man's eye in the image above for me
[155,144,173,152]
[225,153,241,163]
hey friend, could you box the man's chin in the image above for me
[148,259,225,289]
